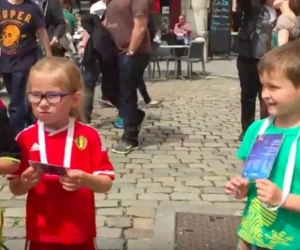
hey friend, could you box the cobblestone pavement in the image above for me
[2,78,246,249]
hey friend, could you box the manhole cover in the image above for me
[175,213,241,250]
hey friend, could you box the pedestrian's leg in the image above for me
[112,54,149,155]
[138,80,151,104]
[237,56,260,140]
[101,57,120,109]
[82,67,98,123]
[2,71,28,134]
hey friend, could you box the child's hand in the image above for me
[21,166,42,189]
[225,176,249,199]
[255,179,282,206]
[59,169,86,192]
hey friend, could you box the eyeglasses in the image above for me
[27,92,69,104]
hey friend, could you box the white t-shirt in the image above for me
[90,0,106,18]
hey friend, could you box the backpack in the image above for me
[250,7,276,59]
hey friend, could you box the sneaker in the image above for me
[99,99,114,107]
[113,117,124,129]
[112,140,139,155]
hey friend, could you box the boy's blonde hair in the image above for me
[258,41,300,87]
[28,57,85,121]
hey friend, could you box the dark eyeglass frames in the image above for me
[27,92,69,104]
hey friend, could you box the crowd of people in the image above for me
[2,0,300,249]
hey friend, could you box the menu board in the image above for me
[209,0,232,54]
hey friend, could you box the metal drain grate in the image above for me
[175,213,241,250]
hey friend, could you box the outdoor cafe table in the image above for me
[159,44,190,79]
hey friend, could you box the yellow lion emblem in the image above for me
[75,136,87,150]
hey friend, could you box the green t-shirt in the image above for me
[237,119,300,249]
[63,10,76,34]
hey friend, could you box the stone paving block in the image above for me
[185,180,213,187]
[95,200,119,208]
[4,207,25,217]
[97,228,122,238]
[146,187,173,193]
[133,218,155,229]
[121,200,158,207]
[96,216,106,227]
[138,193,170,201]
[136,183,161,188]
[3,227,26,238]
[127,239,153,250]
[107,193,137,200]
[96,238,125,250]
[106,217,132,228]
[126,207,156,218]
[4,239,26,250]
[201,194,231,202]
[124,228,154,239]
[170,192,200,201]
[97,208,123,216]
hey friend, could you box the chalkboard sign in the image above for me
[209,0,232,55]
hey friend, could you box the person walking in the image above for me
[0,0,52,133]
[233,0,275,141]
[105,0,151,154]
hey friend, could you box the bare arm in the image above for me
[277,29,289,46]
[82,173,113,193]
[37,28,52,56]
[128,0,149,53]
[283,194,300,212]
[173,23,181,35]
[9,178,31,196]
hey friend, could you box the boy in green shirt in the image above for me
[226,41,300,249]
[62,4,76,35]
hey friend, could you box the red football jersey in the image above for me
[8,121,114,243]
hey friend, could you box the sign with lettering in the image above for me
[209,0,232,54]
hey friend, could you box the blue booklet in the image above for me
[242,134,284,179]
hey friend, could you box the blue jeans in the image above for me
[2,71,31,134]
[118,53,150,144]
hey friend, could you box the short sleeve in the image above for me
[131,0,149,18]
[89,129,114,179]
[7,132,30,180]
[274,15,294,33]
[237,120,263,161]
[33,4,45,30]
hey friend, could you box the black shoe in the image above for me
[238,133,244,141]
[112,140,139,155]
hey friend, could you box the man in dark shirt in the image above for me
[34,0,66,56]
[0,0,51,133]
[106,0,151,155]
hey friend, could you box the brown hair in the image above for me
[28,57,85,121]
[289,0,300,15]
[258,41,300,87]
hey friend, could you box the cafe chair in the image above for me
[179,40,206,80]
[148,41,173,80]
